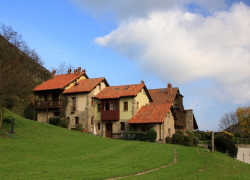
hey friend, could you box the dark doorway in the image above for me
[105,123,112,138]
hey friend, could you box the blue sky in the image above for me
[1,0,250,131]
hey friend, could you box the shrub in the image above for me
[61,118,69,128]
[214,136,238,158]
[184,135,193,146]
[234,133,242,138]
[193,137,199,146]
[172,133,184,145]
[176,130,184,135]
[148,128,157,142]
[75,123,83,132]
[134,132,149,141]
[3,116,12,124]
[23,103,36,120]
[186,130,194,136]
[49,117,61,126]
[165,137,172,144]
[199,132,207,141]
[193,133,201,140]
[183,142,191,146]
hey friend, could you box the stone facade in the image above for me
[185,110,194,132]
[37,110,54,123]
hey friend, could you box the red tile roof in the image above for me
[148,88,178,105]
[33,72,87,91]
[128,103,171,124]
[63,78,108,94]
[95,84,152,100]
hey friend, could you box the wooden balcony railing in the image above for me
[101,110,119,121]
[34,100,64,109]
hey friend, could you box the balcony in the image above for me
[101,110,119,121]
[34,100,64,109]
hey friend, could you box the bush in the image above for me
[75,123,83,132]
[61,118,69,128]
[148,128,157,142]
[176,130,184,135]
[184,135,193,146]
[23,103,36,120]
[49,117,61,126]
[186,130,194,136]
[193,133,201,140]
[3,116,12,124]
[193,137,199,146]
[134,132,149,141]
[214,136,238,158]
[172,133,184,145]
[183,142,191,146]
[165,137,172,144]
[234,133,242,138]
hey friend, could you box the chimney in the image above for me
[78,67,81,75]
[167,83,172,94]
[68,69,71,75]
[52,70,56,79]
[74,69,77,74]
[141,80,144,84]
[82,69,86,73]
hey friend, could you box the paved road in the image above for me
[236,148,250,165]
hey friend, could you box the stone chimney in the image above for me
[78,67,81,75]
[82,69,86,73]
[74,69,77,74]
[68,69,71,75]
[167,83,172,94]
[52,70,56,79]
[141,80,144,84]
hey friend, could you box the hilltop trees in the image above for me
[0,23,46,128]
[236,106,250,137]
[218,111,238,131]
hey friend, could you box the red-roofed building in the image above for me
[94,80,152,138]
[33,68,110,130]
[148,83,198,132]
[63,77,109,131]
[128,103,175,140]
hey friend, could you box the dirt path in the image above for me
[107,148,178,180]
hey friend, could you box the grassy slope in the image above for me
[1,110,249,180]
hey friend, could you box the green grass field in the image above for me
[1,110,249,180]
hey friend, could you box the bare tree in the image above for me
[51,61,74,75]
[218,111,238,131]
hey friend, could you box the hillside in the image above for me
[0,110,250,180]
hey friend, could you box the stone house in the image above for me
[63,77,109,131]
[33,67,88,123]
[148,83,198,133]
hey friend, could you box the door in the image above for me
[105,123,112,138]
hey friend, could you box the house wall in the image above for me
[65,82,107,134]
[64,75,87,90]
[37,110,54,123]
[185,110,194,132]
[133,88,150,116]
[119,97,133,119]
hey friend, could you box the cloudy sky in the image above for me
[1,0,250,131]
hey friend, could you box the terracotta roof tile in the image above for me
[63,78,107,94]
[148,88,178,105]
[95,84,146,99]
[128,103,171,124]
[33,72,87,91]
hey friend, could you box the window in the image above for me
[168,128,171,135]
[137,102,139,109]
[72,97,76,112]
[91,97,94,106]
[91,117,94,125]
[98,123,100,130]
[97,103,101,112]
[124,102,128,111]
[120,122,125,131]
[75,117,79,125]
[101,99,119,111]
[99,84,101,91]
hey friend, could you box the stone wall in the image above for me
[185,110,194,132]
[37,110,54,123]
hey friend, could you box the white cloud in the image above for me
[94,2,250,103]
